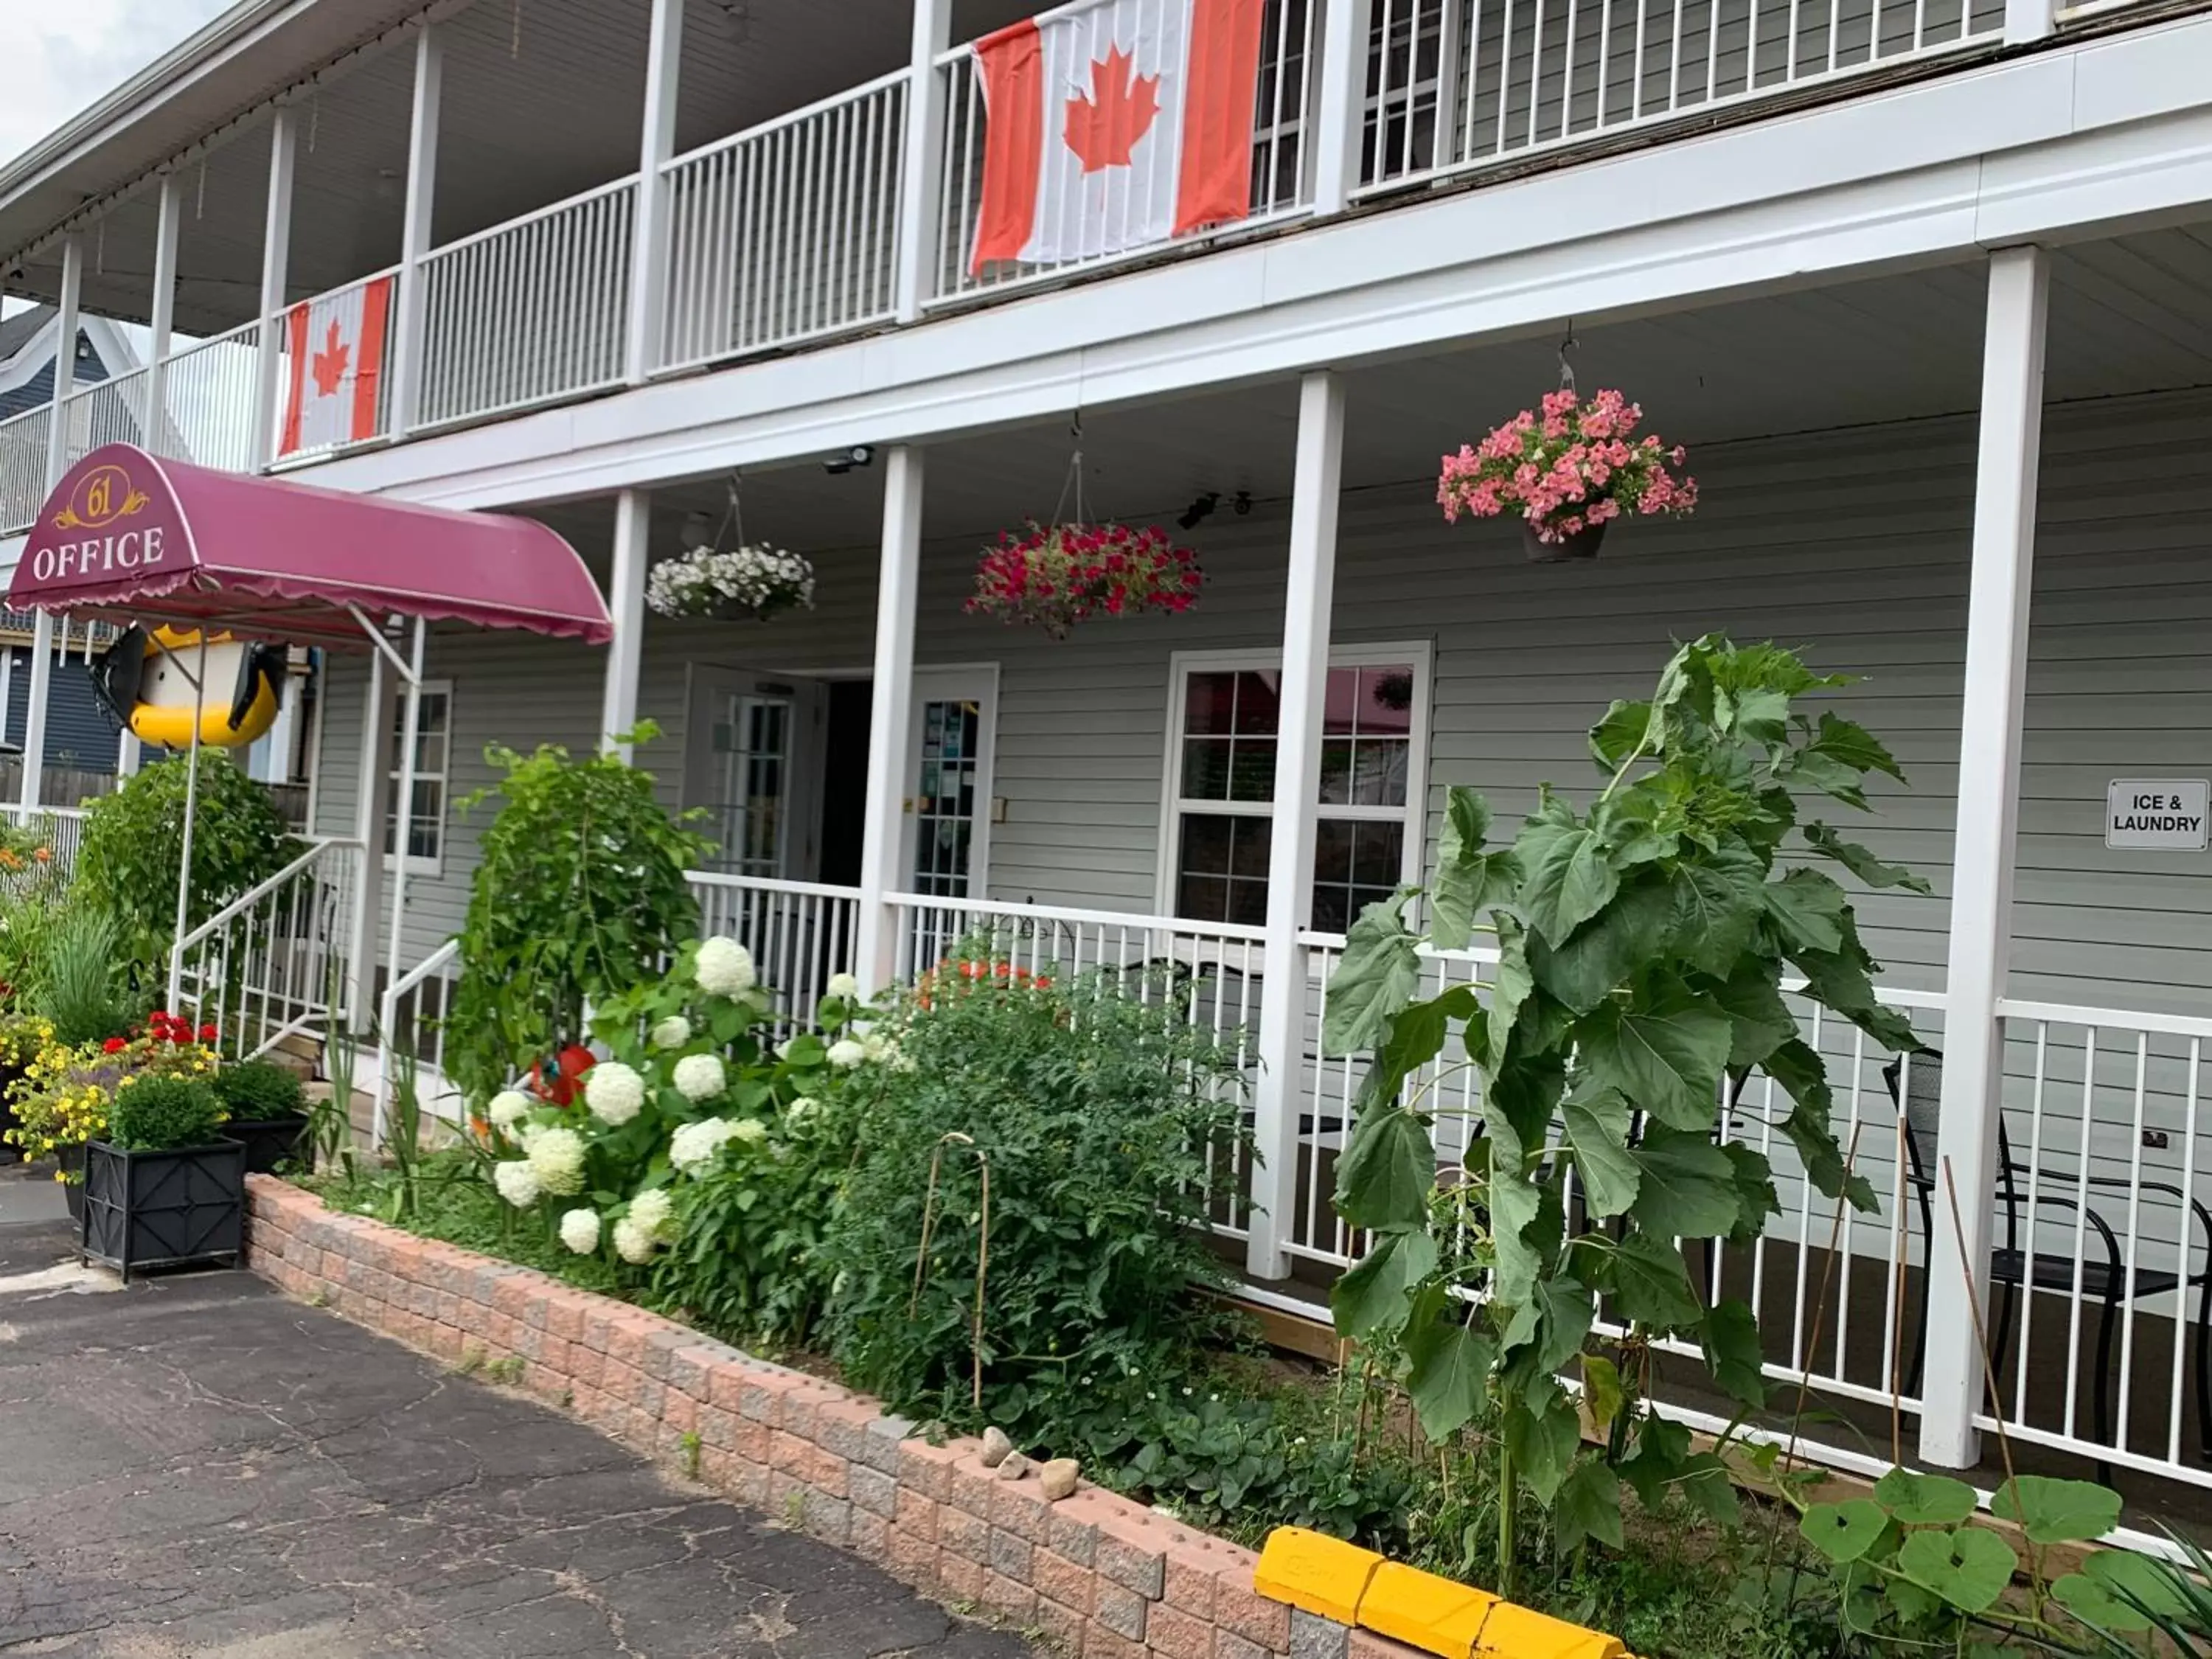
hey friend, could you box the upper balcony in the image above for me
[0,0,2115,532]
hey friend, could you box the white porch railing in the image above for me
[1357,0,2003,195]
[153,319,264,470]
[59,367,152,468]
[269,266,400,465]
[688,872,863,1032]
[415,178,637,429]
[374,937,463,1144]
[659,72,908,374]
[172,838,363,1063]
[0,803,85,883]
[0,402,52,532]
[930,0,1324,303]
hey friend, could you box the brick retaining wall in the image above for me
[246,1175,1427,1659]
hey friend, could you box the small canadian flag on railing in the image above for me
[279,276,392,456]
[970,0,1267,275]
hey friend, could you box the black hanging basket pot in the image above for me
[1522,516,1609,564]
[226,1114,312,1176]
[80,1138,246,1282]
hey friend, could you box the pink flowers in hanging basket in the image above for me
[1438,389,1698,550]
[967,520,1203,639]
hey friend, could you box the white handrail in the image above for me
[686,870,863,902]
[172,837,357,955]
[422,173,640,262]
[663,66,912,167]
[1997,997,2212,1042]
[886,890,1270,941]
[373,937,461,1147]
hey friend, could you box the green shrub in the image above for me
[212,1060,305,1121]
[36,905,131,1047]
[77,754,293,986]
[818,949,1253,1429]
[446,727,712,1102]
[107,1075,226,1152]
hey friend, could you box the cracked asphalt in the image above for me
[0,1168,1034,1658]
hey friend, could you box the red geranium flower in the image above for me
[102,1037,127,1054]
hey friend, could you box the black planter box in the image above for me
[80,1138,245,1281]
[226,1114,311,1176]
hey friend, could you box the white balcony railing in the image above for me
[154,319,263,473]
[0,402,52,532]
[270,265,400,465]
[660,72,909,374]
[1357,0,2004,195]
[416,177,637,429]
[59,366,152,468]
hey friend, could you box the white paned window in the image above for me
[383,681,452,874]
[1161,647,1430,932]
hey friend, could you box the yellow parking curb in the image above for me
[1251,1527,1384,1627]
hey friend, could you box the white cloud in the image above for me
[0,0,234,170]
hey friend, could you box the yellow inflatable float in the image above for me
[89,625,288,751]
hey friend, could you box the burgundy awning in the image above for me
[6,444,611,647]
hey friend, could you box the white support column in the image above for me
[20,234,84,816]
[2004,0,2052,43]
[893,0,954,322]
[389,23,445,437]
[347,647,397,1034]
[1310,0,1371,217]
[251,109,298,471]
[1919,245,2050,1472]
[1248,372,1346,1280]
[625,0,685,385]
[144,174,182,454]
[856,445,924,993]
[602,490,650,761]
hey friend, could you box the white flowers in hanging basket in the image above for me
[645,543,816,622]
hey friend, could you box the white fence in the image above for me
[689,872,863,1032]
[416,178,637,428]
[660,72,908,372]
[0,803,85,886]
[59,368,152,468]
[172,838,363,1065]
[931,0,1323,302]
[1357,0,2003,192]
[153,320,263,473]
[0,403,52,532]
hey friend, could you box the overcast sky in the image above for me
[0,0,234,169]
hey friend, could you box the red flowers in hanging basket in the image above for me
[1438,389,1697,558]
[967,520,1202,640]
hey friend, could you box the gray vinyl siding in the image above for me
[308,386,2212,1024]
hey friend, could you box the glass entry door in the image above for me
[905,668,998,901]
[684,667,826,879]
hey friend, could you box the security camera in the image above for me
[823,445,875,476]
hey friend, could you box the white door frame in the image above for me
[902,663,1000,900]
[680,662,829,880]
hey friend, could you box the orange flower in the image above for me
[32,847,50,863]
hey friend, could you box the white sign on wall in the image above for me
[2106,779,2211,850]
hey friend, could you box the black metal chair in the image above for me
[1883,1050,2212,1458]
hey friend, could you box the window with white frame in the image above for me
[1164,648,1429,933]
[383,682,452,873]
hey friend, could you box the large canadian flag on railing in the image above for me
[970,0,1267,274]
[279,276,392,456]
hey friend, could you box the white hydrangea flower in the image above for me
[650,1015,692,1051]
[731,1117,769,1143]
[861,1031,890,1064]
[669,1116,739,1173]
[487,1091,531,1130]
[526,1127,588,1196]
[558,1208,601,1255]
[492,1160,541,1208]
[825,973,860,1002]
[672,1053,726,1103]
[695,936,757,997]
[583,1061,646,1126]
[827,1038,866,1069]
[784,1096,817,1123]
[612,1217,658,1265]
[630,1186,675,1242]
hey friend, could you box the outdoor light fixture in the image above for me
[1177,492,1220,530]
[823,445,875,475]
[1233,491,1253,516]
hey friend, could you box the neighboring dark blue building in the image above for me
[0,305,125,421]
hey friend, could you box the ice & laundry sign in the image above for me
[2107,779,2211,850]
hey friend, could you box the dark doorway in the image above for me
[818,680,872,887]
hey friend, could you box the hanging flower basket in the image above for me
[967,520,1202,640]
[1438,389,1697,563]
[645,543,816,622]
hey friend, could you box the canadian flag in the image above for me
[970,0,1267,274]
[279,275,393,456]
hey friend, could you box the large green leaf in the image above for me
[1517,794,1621,947]
[1555,1461,1625,1554]
[2054,1548,2193,1635]
[1718,1140,1781,1238]
[1874,1468,1978,1527]
[1488,1162,1559,1307]
[1530,870,1676,1014]
[1590,699,1654,771]
[2051,1571,2154,1635]
[1332,1108,1434,1232]
[1618,1415,1692,1510]
[1577,980,1733,1131]
[1760,869,1848,954]
[1331,1228,1439,1339]
[1707,961,1800,1070]
[1801,1499,1893,1565]
[1500,1276,1594,1380]
[1432,788,1520,951]
[1562,1090,1640,1219]
[1787,938,1922,1056]
[1404,1305,1498,1439]
[1322,891,1421,1056]
[1804,821,1933,896]
[1503,1382,1583,1506]
[1989,1475,2121,1545]
[1669,843,1769,978]
[1366,987,1478,1105]
[1896,1527,2018,1615]
[1630,1126,1742,1239]
[1699,1298,1768,1408]
[1579,1354,1626,1435]
[1765,1037,1879,1211]
[1808,711,1906,783]
[1486,917,1536,1068]
[1599,1232,1705,1332]
[1779,746,1871,810]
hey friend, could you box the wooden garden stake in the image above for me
[911,1131,990,1411]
